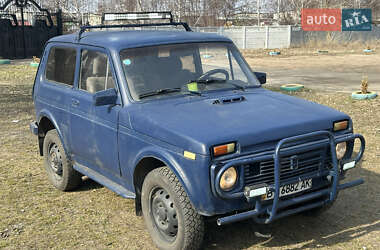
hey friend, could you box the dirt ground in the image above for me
[0,52,379,249]
[244,49,380,93]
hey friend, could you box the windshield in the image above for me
[120,42,260,100]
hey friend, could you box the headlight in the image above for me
[336,142,347,160]
[220,167,238,190]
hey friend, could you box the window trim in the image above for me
[44,45,78,87]
[119,41,259,103]
[77,46,120,96]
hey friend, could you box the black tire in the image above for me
[141,167,204,250]
[43,129,81,191]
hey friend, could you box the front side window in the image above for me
[79,50,116,94]
[45,47,77,86]
[120,42,259,100]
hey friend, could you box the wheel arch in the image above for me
[37,111,67,156]
[132,148,193,216]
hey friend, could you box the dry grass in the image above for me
[301,39,380,50]
[0,65,37,85]
[0,64,379,249]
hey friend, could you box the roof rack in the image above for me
[101,11,174,24]
[77,11,192,41]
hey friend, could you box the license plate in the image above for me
[264,179,312,200]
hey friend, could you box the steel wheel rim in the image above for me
[48,143,63,178]
[149,187,178,242]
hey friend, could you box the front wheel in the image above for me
[141,167,204,250]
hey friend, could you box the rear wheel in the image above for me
[43,129,81,191]
[141,167,204,250]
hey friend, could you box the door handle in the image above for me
[71,99,80,107]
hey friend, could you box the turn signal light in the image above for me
[213,143,236,157]
[333,120,348,131]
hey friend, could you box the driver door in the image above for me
[70,47,121,177]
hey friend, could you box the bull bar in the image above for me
[212,131,365,226]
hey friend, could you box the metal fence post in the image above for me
[243,26,247,49]
[265,26,269,49]
[56,9,63,36]
[288,25,292,48]
[20,5,26,58]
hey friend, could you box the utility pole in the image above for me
[179,1,182,23]
[353,0,359,8]
[257,0,260,26]
[277,0,281,25]
[136,0,140,11]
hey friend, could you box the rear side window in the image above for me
[45,47,77,86]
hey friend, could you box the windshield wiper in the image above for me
[191,79,246,91]
[139,87,201,99]
[228,82,246,91]
[191,79,225,84]
[182,89,202,96]
[138,88,181,99]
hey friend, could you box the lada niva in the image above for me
[30,12,365,250]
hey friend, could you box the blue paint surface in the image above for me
[49,30,232,51]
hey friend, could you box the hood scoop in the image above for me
[212,96,246,105]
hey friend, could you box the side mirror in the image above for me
[93,88,118,106]
[254,72,266,85]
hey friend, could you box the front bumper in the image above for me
[211,131,365,225]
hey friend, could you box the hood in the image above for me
[128,88,349,155]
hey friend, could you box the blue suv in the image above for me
[30,13,365,250]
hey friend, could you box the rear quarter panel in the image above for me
[33,42,80,154]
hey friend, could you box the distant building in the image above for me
[221,12,275,26]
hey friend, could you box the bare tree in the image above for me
[37,0,379,27]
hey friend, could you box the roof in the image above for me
[49,30,232,51]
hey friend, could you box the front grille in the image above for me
[244,148,329,186]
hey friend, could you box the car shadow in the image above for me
[202,164,379,249]
[74,176,104,192]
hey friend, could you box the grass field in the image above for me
[0,62,379,249]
